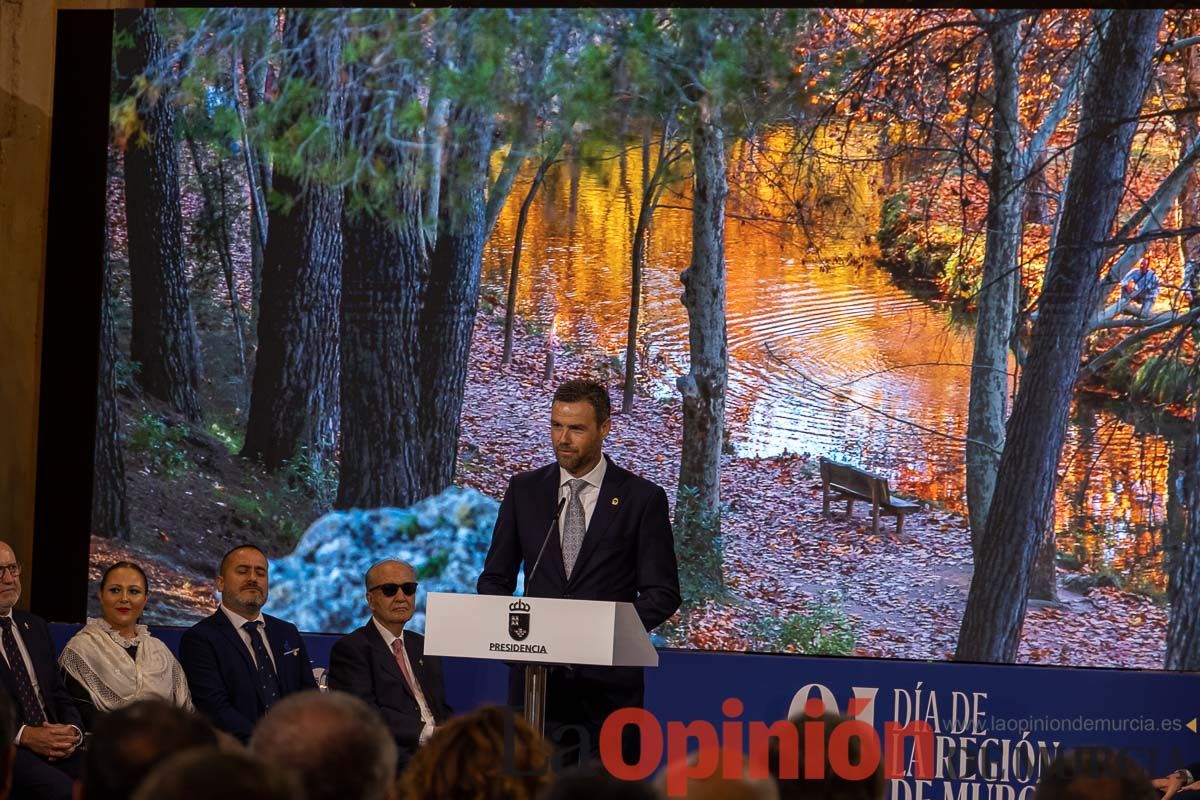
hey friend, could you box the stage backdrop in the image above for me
[89,7,1189,672]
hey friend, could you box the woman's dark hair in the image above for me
[100,561,149,593]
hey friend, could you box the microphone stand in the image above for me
[526,495,567,589]
[522,494,566,736]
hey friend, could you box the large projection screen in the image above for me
[89,7,1191,671]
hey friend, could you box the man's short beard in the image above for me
[239,592,265,612]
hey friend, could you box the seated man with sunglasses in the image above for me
[327,560,452,772]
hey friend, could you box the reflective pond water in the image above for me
[482,133,1174,592]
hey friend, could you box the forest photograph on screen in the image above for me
[91,7,1200,670]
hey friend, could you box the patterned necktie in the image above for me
[243,621,281,709]
[0,617,45,726]
[392,637,435,741]
[561,478,588,578]
[391,638,420,697]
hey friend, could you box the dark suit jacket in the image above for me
[476,455,681,705]
[179,609,316,741]
[0,610,83,730]
[327,622,451,770]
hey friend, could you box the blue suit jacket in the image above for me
[327,622,451,771]
[179,608,316,741]
[0,609,82,730]
[476,456,681,704]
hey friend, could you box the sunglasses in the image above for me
[369,581,418,597]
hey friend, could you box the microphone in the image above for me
[526,496,567,590]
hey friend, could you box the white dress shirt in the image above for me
[371,618,436,744]
[558,454,607,542]
[220,605,277,671]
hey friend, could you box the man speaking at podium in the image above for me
[477,379,681,765]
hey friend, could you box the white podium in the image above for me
[423,592,658,734]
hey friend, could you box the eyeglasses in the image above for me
[368,581,417,597]
[0,563,20,578]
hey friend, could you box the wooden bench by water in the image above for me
[819,457,920,539]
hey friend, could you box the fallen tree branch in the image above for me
[1079,307,1200,380]
[1087,307,1199,331]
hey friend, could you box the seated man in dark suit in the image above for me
[0,540,84,800]
[327,559,451,772]
[179,544,316,741]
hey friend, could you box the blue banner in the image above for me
[50,624,1200,796]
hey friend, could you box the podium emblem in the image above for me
[508,599,531,641]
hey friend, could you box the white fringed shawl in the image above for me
[59,618,192,713]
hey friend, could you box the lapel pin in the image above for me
[611,497,619,506]
[22,622,28,630]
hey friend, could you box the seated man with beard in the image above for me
[179,545,317,741]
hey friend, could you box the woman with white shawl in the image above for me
[59,561,191,728]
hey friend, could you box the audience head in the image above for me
[80,698,218,800]
[0,689,15,800]
[98,561,149,634]
[541,765,660,800]
[1033,747,1155,800]
[653,750,779,800]
[251,689,397,800]
[768,711,883,800]
[399,705,553,800]
[217,544,269,616]
[132,749,300,800]
[0,541,22,613]
[551,380,612,475]
[363,560,418,634]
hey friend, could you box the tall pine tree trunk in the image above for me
[1178,24,1200,266]
[417,104,494,495]
[93,230,130,541]
[241,167,342,472]
[1029,515,1058,602]
[239,40,272,322]
[1165,433,1186,600]
[1167,420,1200,669]
[955,10,1162,663]
[336,59,428,509]
[242,15,342,473]
[676,87,728,599]
[966,14,1022,553]
[337,205,425,509]
[336,16,497,509]
[116,9,203,422]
